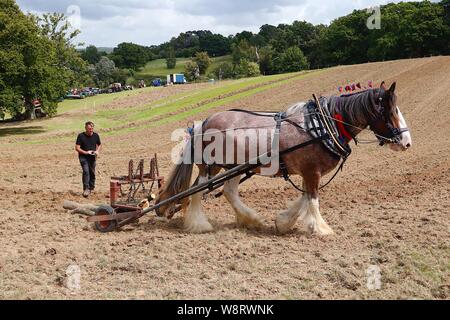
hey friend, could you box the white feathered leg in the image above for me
[302,197,334,235]
[183,175,213,233]
[275,194,308,234]
[223,176,264,229]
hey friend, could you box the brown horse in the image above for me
[156,81,412,234]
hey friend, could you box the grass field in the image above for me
[135,55,233,81]
[58,88,149,114]
[0,70,318,144]
[1,55,233,120]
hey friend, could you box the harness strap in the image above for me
[202,108,345,194]
[227,108,280,117]
[313,94,349,158]
[273,112,289,180]
[211,135,330,198]
[285,158,347,193]
[227,108,305,131]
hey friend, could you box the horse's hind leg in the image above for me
[223,176,264,229]
[183,166,213,233]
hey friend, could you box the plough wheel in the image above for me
[94,205,118,233]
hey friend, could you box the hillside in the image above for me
[135,55,233,82]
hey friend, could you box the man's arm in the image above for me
[95,144,102,155]
[94,134,102,155]
[75,144,89,155]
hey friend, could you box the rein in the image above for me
[329,90,410,146]
[227,108,305,132]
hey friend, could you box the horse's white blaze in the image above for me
[303,198,334,235]
[390,107,412,151]
[397,107,412,148]
[223,176,263,228]
[184,175,213,233]
[276,194,308,234]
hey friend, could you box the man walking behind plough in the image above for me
[75,121,102,198]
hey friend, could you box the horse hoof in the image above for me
[275,221,290,235]
[236,216,264,230]
[184,221,214,234]
[316,226,335,236]
[275,214,296,235]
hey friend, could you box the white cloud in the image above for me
[15,0,425,47]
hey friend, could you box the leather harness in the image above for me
[193,91,407,193]
[224,100,349,192]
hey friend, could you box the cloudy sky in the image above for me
[17,0,406,47]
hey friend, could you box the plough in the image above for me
[90,154,164,232]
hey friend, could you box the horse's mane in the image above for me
[328,89,380,125]
[286,88,382,127]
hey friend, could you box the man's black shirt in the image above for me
[76,132,101,159]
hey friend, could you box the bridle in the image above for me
[368,93,410,146]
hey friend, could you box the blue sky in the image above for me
[16,0,420,47]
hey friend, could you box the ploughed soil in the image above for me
[0,56,449,299]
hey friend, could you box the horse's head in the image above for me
[369,82,412,151]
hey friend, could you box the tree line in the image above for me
[91,1,448,76]
[1,0,449,120]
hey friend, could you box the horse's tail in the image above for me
[155,141,194,217]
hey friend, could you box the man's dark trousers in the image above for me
[80,156,96,191]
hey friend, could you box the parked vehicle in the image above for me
[110,83,122,93]
[167,74,186,85]
[81,88,95,97]
[65,89,87,99]
[152,78,162,87]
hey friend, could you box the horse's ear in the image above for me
[389,82,396,93]
[380,81,386,90]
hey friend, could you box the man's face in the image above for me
[85,124,94,136]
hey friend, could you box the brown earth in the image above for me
[0,56,449,299]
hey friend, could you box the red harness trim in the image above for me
[334,114,353,143]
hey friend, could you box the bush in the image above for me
[246,61,261,77]
[278,47,309,73]
[193,51,211,75]
[166,47,176,69]
[166,57,176,69]
[184,61,200,81]
[112,68,131,85]
[235,59,261,78]
[213,62,235,80]
[258,46,275,75]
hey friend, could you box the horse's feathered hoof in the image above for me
[236,215,264,230]
[184,220,214,234]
